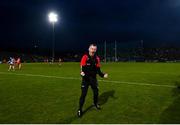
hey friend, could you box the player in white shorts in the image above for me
[8,57,15,71]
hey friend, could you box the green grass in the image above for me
[0,62,180,123]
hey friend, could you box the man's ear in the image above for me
[88,47,90,51]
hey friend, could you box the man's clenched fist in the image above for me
[80,72,85,76]
[104,73,108,78]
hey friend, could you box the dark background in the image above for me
[1,0,180,54]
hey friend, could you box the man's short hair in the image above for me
[89,43,97,47]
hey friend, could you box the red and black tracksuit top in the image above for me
[80,53,104,81]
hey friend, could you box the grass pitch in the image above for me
[0,62,180,123]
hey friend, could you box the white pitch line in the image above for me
[110,71,178,75]
[99,79,176,88]
[0,71,80,80]
[0,71,176,88]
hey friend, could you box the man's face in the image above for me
[89,45,97,56]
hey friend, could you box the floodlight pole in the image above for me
[48,12,58,63]
[52,22,55,63]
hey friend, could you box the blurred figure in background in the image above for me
[58,58,62,66]
[16,57,21,70]
[8,57,15,71]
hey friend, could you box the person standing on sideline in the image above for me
[77,44,108,117]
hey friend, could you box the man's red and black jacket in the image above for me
[80,54,104,78]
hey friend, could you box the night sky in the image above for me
[1,0,180,52]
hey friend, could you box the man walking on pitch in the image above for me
[77,44,108,117]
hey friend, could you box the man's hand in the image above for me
[80,72,85,76]
[104,73,108,78]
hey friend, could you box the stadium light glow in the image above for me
[48,12,58,23]
[48,11,59,63]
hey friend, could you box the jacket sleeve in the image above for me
[96,56,104,78]
[80,55,87,72]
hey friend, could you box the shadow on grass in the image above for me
[99,90,116,105]
[159,81,180,123]
[61,90,116,123]
[82,90,117,116]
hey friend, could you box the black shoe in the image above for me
[94,104,101,110]
[77,109,83,117]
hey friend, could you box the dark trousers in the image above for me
[79,78,98,110]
